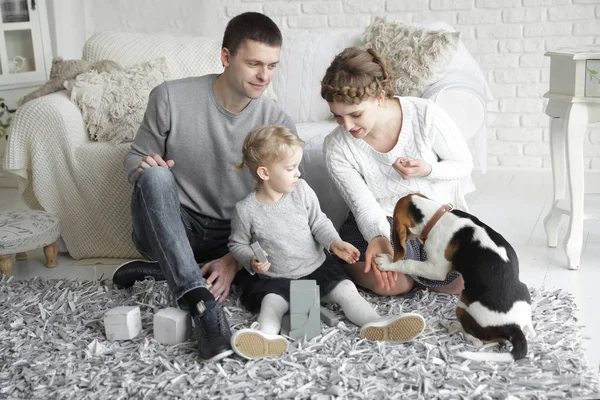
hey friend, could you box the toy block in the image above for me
[289,301,321,341]
[320,307,340,327]
[153,307,192,345]
[104,306,142,340]
[281,314,290,336]
[250,242,268,263]
[283,280,323,340]
[290,280,318,315]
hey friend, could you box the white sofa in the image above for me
[4,23,492,259]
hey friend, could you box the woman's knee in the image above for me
[431,275,464,295]
[369,274,414,296]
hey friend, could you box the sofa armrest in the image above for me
[5,91,89,179]
[422,83,488,175]
[4,90,88,184]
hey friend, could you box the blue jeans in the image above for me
[130,167,231,300]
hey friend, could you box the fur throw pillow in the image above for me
[21,57,123,105]
[69,58,168,144]
[361,18,460,97]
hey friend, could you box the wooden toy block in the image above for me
[286,280,321,340]
[104,306,142,341]
[289,301,320,341]
[290,280,318,315]
[320,307,340,327]
[153,307,192,345]
[281,314,290,336]
[250,242,268,263]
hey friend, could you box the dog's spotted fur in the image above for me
[376,193,535,362]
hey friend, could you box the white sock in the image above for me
[256,293,289,335]
[322,280,381,327]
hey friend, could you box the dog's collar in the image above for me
[419,203,453,243]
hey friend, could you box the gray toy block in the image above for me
[289,301,321,341]
[320,307,340,327]
[290,280,319,315]
[153,307,192,345]
[281,314,290,336]
[104,306,142,341]
[290,312,309,330]
[250,242,267,263]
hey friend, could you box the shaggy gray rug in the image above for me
[1,277,599,400]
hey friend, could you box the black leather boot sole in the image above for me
[112,259,165,288]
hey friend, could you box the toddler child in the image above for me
[228,124,425,360]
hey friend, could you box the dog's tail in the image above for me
[458,324,527,363]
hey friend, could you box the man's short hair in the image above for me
[222,12,282,55]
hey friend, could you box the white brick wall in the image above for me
[228,0,600,170]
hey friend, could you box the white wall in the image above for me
[9,0,600,169]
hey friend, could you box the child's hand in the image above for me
[251,253,271,274]
[392,157,432,179]
[331,240,360,264]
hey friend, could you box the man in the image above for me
[114,12,296,362]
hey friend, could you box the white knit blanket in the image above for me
[3,92,140,259]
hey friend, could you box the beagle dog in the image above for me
[375,193,535,362]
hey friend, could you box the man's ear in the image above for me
[221,48,231,68]
[257,166,269,181]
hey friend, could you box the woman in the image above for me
[321,47,473,296]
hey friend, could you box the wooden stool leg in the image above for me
[43,242,58,268]
[0,255,12,277]
[15,252,28,261]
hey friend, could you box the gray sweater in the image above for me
[228,179,341,279]
[124,74,296,220]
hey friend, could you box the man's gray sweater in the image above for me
[124,74,296,220]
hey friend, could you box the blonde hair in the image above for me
[321,47,395,105]
[234,125,305,183]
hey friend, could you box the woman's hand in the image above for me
[331,240,360,264]
[365,236,397,291]
[392,157,431,179]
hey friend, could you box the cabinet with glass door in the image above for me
[0,0,51,89]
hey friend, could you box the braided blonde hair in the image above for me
[321,47,395,105]
[233,125,305,183]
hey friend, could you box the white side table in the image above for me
[543,47,600,270]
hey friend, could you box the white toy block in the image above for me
[153,307,192,345]
[104,306,142,341]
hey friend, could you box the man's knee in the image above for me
[135,166,176,192]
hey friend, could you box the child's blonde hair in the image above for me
[234,125,305,183]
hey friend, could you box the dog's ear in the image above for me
[392,194,414,262]
[392,221,407,262]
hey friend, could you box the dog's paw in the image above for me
[374,254,394,271]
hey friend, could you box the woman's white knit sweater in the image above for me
[323,96,473,242]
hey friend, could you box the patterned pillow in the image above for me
[361,18,460,97]
[68,58,168,144]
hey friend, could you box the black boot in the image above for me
[192,299,233,362]
[112,259,165,288]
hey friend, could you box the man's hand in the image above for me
[365,236,398,291]
[330,239,360,264]
[392,157,431,179]
[200,253,241,303]
[137,154,175,174]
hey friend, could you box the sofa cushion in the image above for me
[68,57,168,144]
[83,31,224,80]
[272,30,362,124]
[361,17,460,97]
